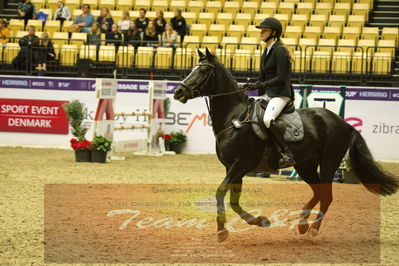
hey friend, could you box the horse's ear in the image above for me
[205,47,214,59]
[197,49,205,58]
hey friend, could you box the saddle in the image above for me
[250,98,304,143]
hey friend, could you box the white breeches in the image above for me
[259,94,291,128]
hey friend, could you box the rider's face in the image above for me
[260,27,273,42]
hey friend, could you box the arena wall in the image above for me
[0,75,398,160]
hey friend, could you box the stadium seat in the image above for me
[273,14,289,30]
[337,39,356,53]
[334,3,350,17]
[284,26,302,42]
[182,35,200,49]
[99,0,116,10]
[342,27,362,41]
[198,12,215,26]
[135,47,154,67]
[187,1,204,15]
[315,2,333,16]
[117,46,134,67]
[309,51,331,73]
[254,13,273,26]
[221,36,239,51]
[99,45,116,61]
[72,9,82,20]
[206,1,222,15]
[9,19,25,33]
[246,25,260,40]
[377,40,396,57]
[223,1,240,15]
[163,11,174,20]
[117,0,134,11]
[47,0,60,11]
[216,48,233,67]
[299,38,317,54]
[152,0,169,11]
[351,51,368,74]
[235,13,252,27]
[240,37,258,51]
[281,37,297,54]
[133,0,150,10]
[278,2,295,17]
[189,24,207,38]
[154,47,173,68]
[361,27,379,42]
[241,2,258,17]
[228,24,245,39]
[65,0,80,11]
[371,52,392,74]
[232,49,251,71]
[27,20,43,31]
[60,44,78,65]
[52,32,69,46]
[382,27,399,45]
[309,14,327,29]
[291,14,308,31]
[318,38,336,53]
[39,9,53,18]
[259,2,277,15]
[347,15,366,28]
[3,43,20,63]
[352,3,370,19]
[216,13,233,27]
[296,2,313,17]
[71,32,88,48]
[16,31,28,39]
[79,45,97,61]
[357,39,375,56]
[182,12,196,25]
[303,26,321,41]
[174,48,193,69]
[91,10,101,18]
[31,0,45,9]
[81,0,99,10]
[323,26,341,40]
[328,15,346,29]
[201,36,219,52]
[61,21,74,32]
[332,51,352,74]
[110,10,123,24]
[129,11,140,19]
[209,24,226,40]
[170,0,186,11]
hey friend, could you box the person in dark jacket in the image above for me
[106,23,122,51]
[143,20,159,47]
[97,7,114,33]
[12,25,39,70]
[36,32,55,72]
[170,9,186,42]
[17,0,36,25]
[240,17,295,168]
[124,20,141,49]
[153,10,166,36]
[135,8,149,34]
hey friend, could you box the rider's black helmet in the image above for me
[256,17,283,38]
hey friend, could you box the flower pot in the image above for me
[91,150,107,163]
[169,143,183,154]
[74,149,91,162]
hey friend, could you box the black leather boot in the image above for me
[268,120,296,168]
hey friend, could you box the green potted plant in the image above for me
[62,100,91,162]
[91,135,112,163]
[164,130,187,154]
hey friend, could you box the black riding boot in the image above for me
[268,120,296,168]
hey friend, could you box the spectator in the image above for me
[36,32,55,72]
[143,20,159,47]
[53,1,71,22]
[12,25,39,70]
[124,20,141,49]
[71,4,94,33]
[170,9,186,42]
[135,8,149,34]
[106,24,122,51]
[17,0,36,26]
[87,22,102,48]
[97,7,114,33]
[154,10,166,36]
[0,19,10,45]
[118,11,130,34]
[162,23,177,48]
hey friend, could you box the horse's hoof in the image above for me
[258,216,271,227]
[217,229,229,242]
[308,227,319,237]
[298,222,309,234]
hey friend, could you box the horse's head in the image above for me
[174,48,216,103]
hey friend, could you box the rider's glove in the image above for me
[246,81,266,91]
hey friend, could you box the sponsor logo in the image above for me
[345,117,363,133]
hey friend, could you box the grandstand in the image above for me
[0,0,398,86]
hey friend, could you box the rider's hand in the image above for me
[246,81,264,91]
[237,83,247,90]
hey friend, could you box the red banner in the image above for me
[0,99,69,134]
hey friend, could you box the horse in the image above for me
[173,48,399,242]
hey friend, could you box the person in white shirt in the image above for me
[53,1,71,22]
[118,11,131,34]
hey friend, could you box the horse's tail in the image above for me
[349,128,399,196]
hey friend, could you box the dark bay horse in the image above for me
[173,48,399,242]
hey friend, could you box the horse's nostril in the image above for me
[175,88,183,95]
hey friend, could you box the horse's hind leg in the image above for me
[294,161,320,234]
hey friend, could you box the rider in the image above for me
[240,17,295,168]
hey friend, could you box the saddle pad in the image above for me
[251,100,304,142]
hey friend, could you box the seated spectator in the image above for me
[118,11,131,34]
[53,1,71,22]
[97,7,114,33]
[106,24,122,51]
[71,4,94,33]
[17,0,36,25]
[36,32,55,72]
[171,9,186,43]
[162,23,177,48]
[124,20,141,49]
[154,10,166,36]
[0,19,10,45]
[143,20,159,47]
[135,8,149,35]
[12,25,39,70]
[87,22,102,48]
